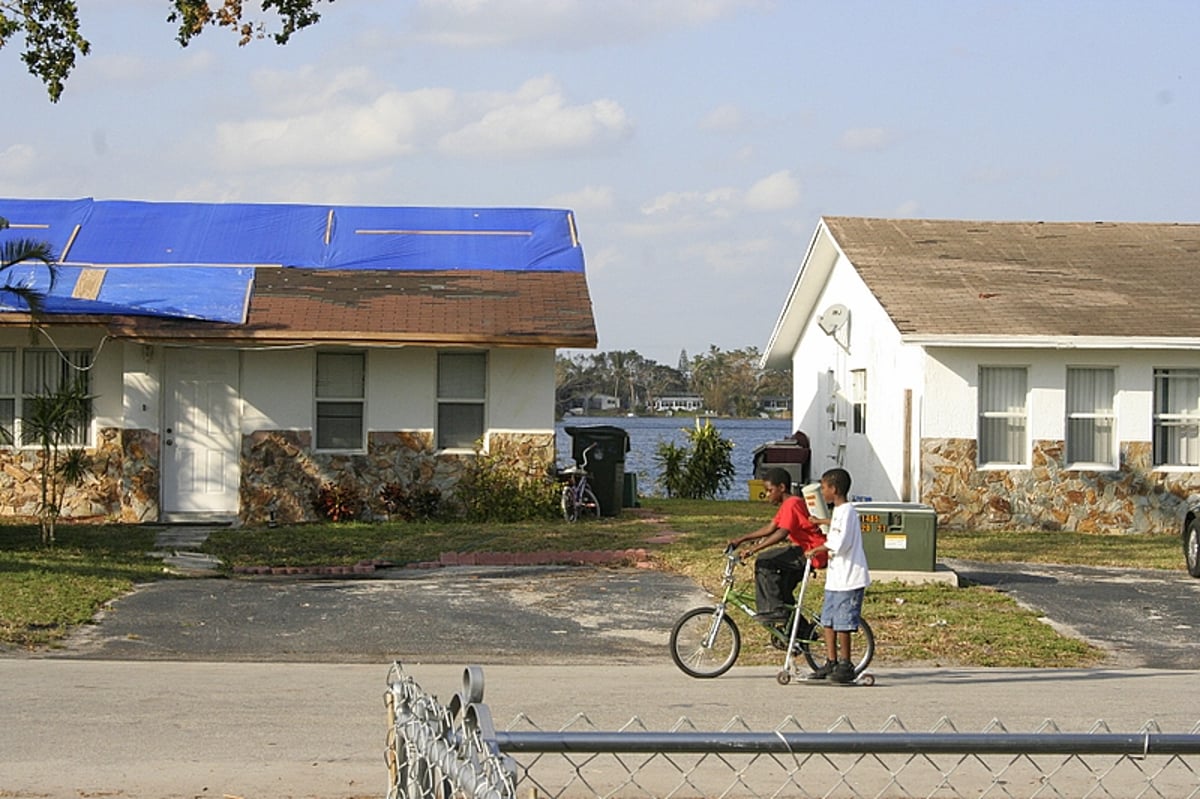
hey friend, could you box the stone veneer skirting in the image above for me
[921,438,1198,534]
[0,428,552,525]
[239,429,556,524]
[0,428,160,523]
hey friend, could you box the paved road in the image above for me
[945,559,1200,669]
[5,561,1200,798]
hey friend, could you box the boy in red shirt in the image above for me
[728,467,828,622]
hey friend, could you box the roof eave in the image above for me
[904,334,1200,350]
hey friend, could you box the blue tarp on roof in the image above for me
[0,198,583,323]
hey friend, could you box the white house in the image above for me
[653,395,704,413]
[763,216,1200,535]
[0,198,596,524]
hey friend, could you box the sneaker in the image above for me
[808,660,837,680]
[830,660,856,684]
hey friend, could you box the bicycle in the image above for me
[559,442,601,522]
[669,544,875,685]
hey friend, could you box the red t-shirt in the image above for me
[773,495,828,569]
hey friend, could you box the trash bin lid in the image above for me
[563,425,631,451]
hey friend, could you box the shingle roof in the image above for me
[80,268,598,348]
[822,217,1200,338]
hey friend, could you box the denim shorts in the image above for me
[819,588,865,632]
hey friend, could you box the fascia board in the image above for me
[762,219,842,369]
[904,335,1200,350]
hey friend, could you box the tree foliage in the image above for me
[556,345,791,418]
[0,215,58,320]
[654,420,736,500]
[1,0,332,102]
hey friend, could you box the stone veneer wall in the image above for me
[0,428,160,523]
[922,437,1197,534]
[239,429,556,524]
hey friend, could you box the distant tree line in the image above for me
[555,346,792,418]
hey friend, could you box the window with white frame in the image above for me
[978,366,1027,465]
[850,369,867,435]
[7,349,94,447]
[1066,367,1116,467]
[438,352,486,450]
[1153,368,1200,467]
[315,352,365,450]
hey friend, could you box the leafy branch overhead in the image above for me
[0,0,333,102]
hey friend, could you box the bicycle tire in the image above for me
[669,606,741,678]
[577,485,601,519]
[801,617,875,676]
[560,485,578,522]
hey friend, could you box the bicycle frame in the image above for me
[703,547,820,653]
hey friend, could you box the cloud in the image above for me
[744,169,799,210]
[640,169,798,220]
[0,144,37,178]
[438,76,633,158]
[838,127,894,151]
[546,185,616,212]
[212,73,631,168]
[700,103,746,133]
[406,0,771,49]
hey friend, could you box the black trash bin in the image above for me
[564,425,630,517]
[751,430,812,493]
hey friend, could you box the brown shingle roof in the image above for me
[36,269,597,348]
[823,217,1200,338]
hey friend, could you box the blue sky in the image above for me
[3,1,1198,365]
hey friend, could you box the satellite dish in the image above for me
[818,304,849,335]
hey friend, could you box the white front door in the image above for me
[162,349,240,517]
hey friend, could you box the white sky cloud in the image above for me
[546,185,616,212]
[838,127,894,151]
[0,145,37,179]
[744,170,800,211]
[700,104,746,133]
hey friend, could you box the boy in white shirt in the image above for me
[804,467,871,683]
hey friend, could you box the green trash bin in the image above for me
[854,502,938,571]
[564,425,630,517]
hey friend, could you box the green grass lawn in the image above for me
[0,498,1187,665]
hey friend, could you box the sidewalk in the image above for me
[3,660,1198,799]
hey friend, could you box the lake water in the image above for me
[555,416,796,500]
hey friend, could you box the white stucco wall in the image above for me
[488,348,555,434]
[789,252,925,501]
[924,347,1196,459]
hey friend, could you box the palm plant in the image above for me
[1,216,58,317]
[23,378,92,545]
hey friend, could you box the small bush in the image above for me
[455,448,560,523]
[655,420,735,499]
[315,481,365,522]
[378,481,442,522]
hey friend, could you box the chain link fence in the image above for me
[385,662,1200,799]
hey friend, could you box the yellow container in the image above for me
[748,479,768,501]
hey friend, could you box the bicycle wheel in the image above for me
[669,606,741,678]
[800,617,875,676]
[576,485,601,519]
[561,485,578,522]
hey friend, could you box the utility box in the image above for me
[853,502,937,572]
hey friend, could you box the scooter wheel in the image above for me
[776,670,792,685]
[860,673,876,686]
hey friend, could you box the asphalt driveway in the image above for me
[47,565,712,663]
[29,559,1200,670]
[946,559,1200,669]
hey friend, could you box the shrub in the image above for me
[455,448,560,523]
[378,481,443,522]
[654,419,735,499]
[315,481,365,522]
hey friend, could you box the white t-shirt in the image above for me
[825,502,871,591]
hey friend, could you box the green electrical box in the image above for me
[854,502,937,571]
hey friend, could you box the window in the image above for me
[0,350,14,444]
[1153,368,1200,467]
[19,349,93,447]
[850,369,867,434]
[1066,368,1116,467]
[978,367,1027,465]
[438,352,486,449]
[315,352,364,450]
